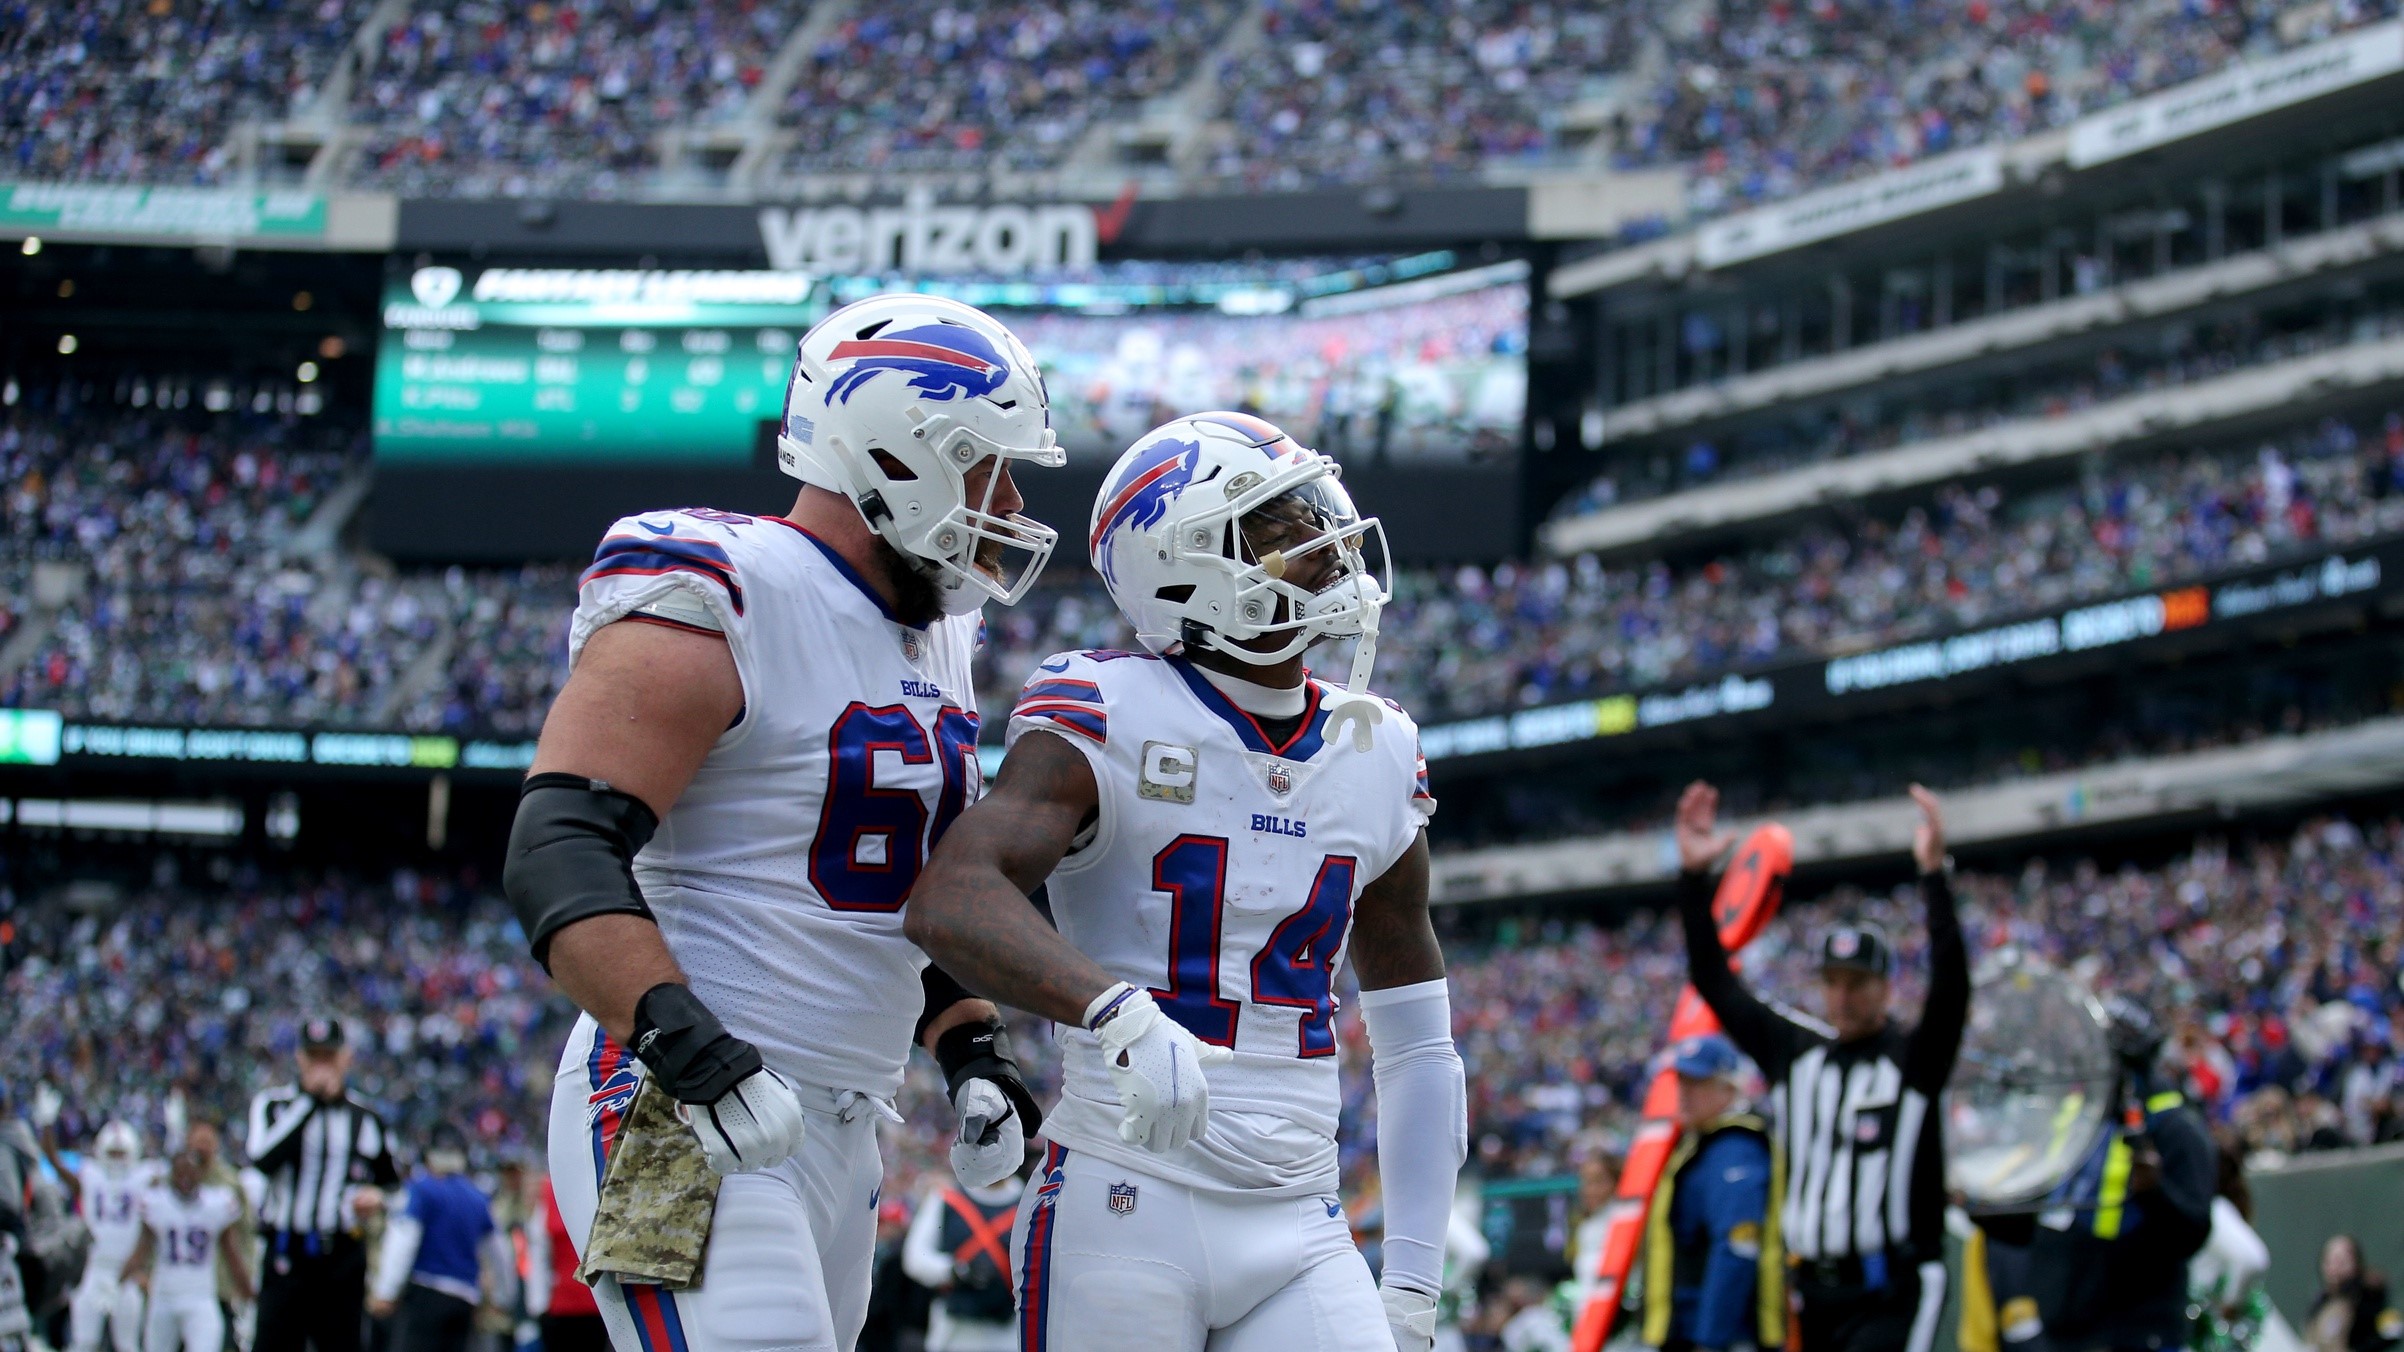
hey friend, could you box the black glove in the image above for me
[934,1016,1044,1142]
[632,983,764,1105]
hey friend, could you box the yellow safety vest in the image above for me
[1642,1113,1785,1349]
[1957,1091,2188,1352]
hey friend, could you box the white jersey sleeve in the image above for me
[571,509,755,651]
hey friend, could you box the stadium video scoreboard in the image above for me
[375,266,829,463]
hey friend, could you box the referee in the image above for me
[1674,783,1969,1352]
[246,1018,400,1352]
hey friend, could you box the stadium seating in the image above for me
[779,0,1243,175]
[2,0,2396,200]
[1432,811,2404,1181]
[1554,297,2404,524]
[1197,0,1645,189]
[3,865,562,1158]
[350,0,798,199]
[1630,0,2404,216]
[0,0,358,184]
[9,813,2394,1196]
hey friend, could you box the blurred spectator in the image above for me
[525,1178,605,1352]
[2307,1235,2400,1352]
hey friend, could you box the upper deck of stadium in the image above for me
[5,0,2396,208]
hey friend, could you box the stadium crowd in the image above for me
[0,861,562,1161]
[1198,0,1641,190]
[10,808,2404,1210]
[1566,299,2404,511]
[0,0,358,185]
[10,384,2404,748]
[1637,0,2404,217]
[1440,810,2404,1182]
[352,0,795,199]
[780,0,1241,175]
[4,0,2398,200]
[983,405,2404,723]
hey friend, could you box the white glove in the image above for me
[1086,983,1232,1154]
[947,1078,1026,1190]
[677,1067,808,1175]
[1380,1282,1439,1352]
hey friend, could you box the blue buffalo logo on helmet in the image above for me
[1090,435,1206,585]
[822,323,1012,404]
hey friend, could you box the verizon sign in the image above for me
[758,186,1120,275]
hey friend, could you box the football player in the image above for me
[506,295,1102,1352]
[125,1149,250,1352]
[64,1122,159,1352]
[908,413,1467,1351]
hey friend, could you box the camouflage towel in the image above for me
[578,1076,721,1290]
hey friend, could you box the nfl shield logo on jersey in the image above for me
[1107,1182,1139,1216]
[1265,763,1293,795]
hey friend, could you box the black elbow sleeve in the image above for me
[915,962,979,1046]
[504,772,662,970]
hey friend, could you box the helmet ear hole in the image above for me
[1154,584,1195,604]
[867,449,919,482]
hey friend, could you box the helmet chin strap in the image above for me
[1256,548,1385,752]
[1323,601,1384,753]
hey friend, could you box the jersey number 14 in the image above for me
[1153,834,1355,1058]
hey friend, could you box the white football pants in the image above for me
[142,1293,222,1352]
[69,1269,144,1352]
[548,1015,885,1352]
[1010,1143,1389,1352]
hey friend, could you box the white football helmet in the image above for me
[93,1120,141,1173]
[777,294,1065,613]
[1090,412,1389,672]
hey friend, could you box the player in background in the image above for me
[124,1149,251,1352]
[908,413,1468,1352]
[58,1122,159,1352]
[506,295,1099,1352]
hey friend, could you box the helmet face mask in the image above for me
[1092,412,1391,672]
[778,295,1066,614]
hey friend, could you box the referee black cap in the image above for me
[1819,924,1893,977]
[299,1016,346,1050]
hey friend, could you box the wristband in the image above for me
[631,982,763,1104]
[933,1017,1045,1137]
[1084,981,1141,1032]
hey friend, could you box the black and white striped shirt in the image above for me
[1679,871,1969,1276]
[244,1085,400,1245]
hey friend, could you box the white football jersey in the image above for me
[1007,649,1434,1196]
[78,1160,162,1269]
[569,508,984,1099]
[138,1184,241,1301]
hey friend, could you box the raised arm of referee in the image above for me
[1673,782,1970,1352]
[246,1017,400,1352]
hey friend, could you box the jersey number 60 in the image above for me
[812,702,980,912]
